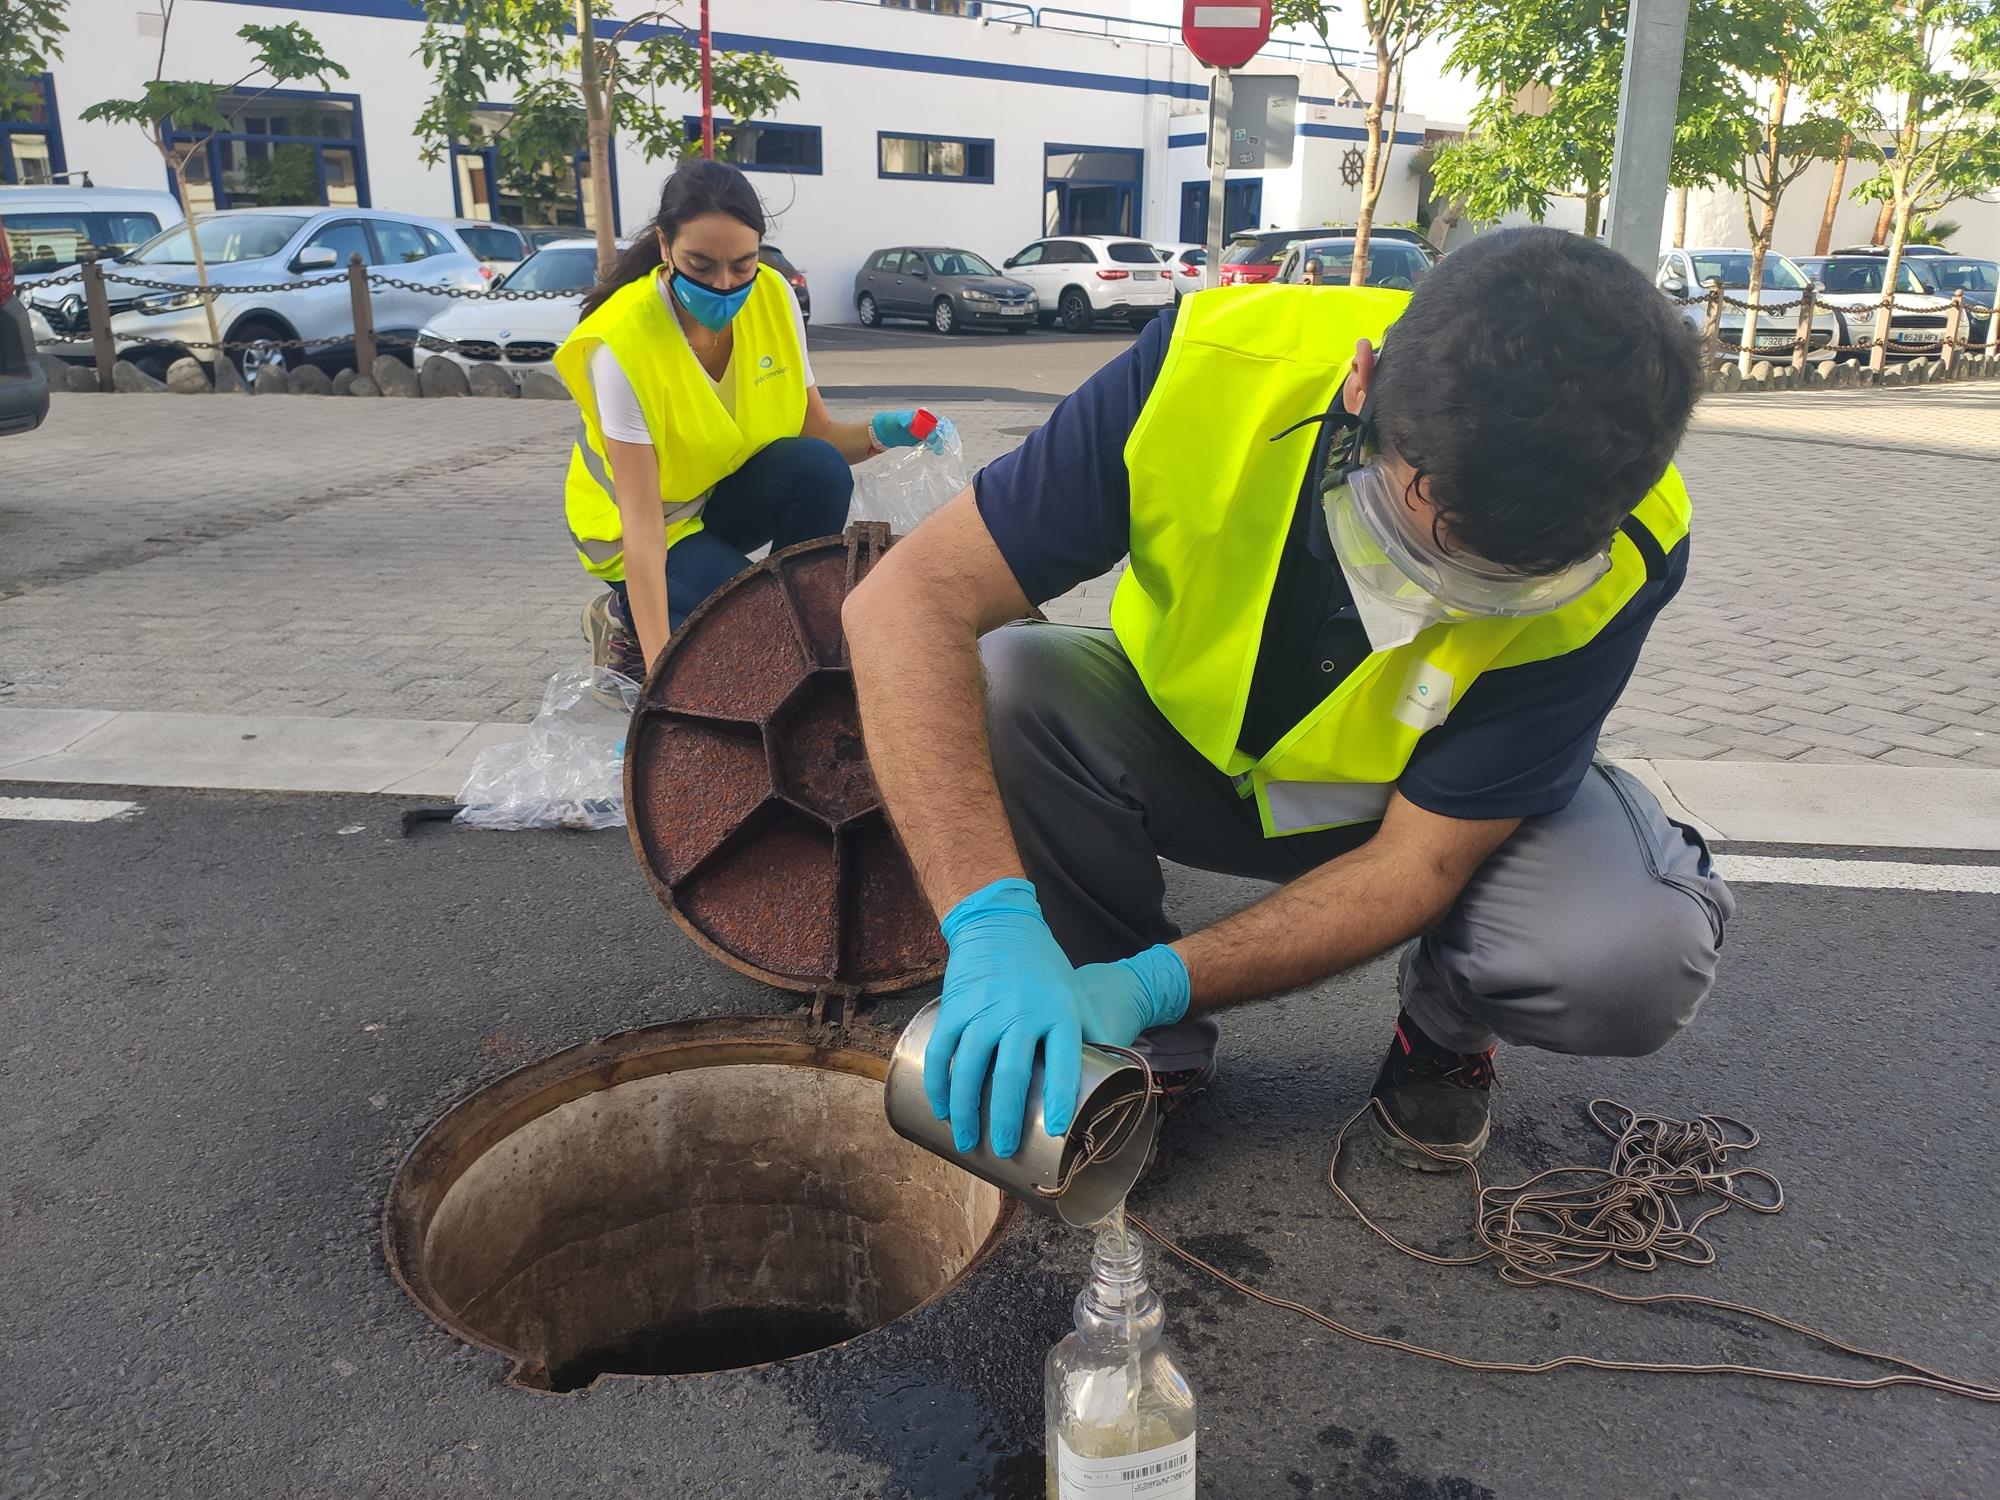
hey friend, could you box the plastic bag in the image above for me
[456,667,638,831]
[849,420,970,534]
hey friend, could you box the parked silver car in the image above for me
[1657,247,1845,362]
[30,206,487,379]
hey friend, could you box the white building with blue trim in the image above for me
[10,0,1432,321]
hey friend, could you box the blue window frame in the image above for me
[877,132,995,183]
[1178,179,1262,243]
[1044,143,1141,237]
[163,89,370,213]
[448,105,616,232]
[685,118,823,175]
[1,74,67,185]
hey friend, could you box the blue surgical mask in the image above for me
[667,263,755,332]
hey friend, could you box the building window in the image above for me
[164,90,368,212]
[1044,144,1141,236]
[449,105,612,231]
[1,74,67,186]
[685,119,822,174]
[1178,179,1262,243]
[881,1,983,14]
[878,133,994,183]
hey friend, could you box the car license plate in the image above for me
[1898,330,1943,343]
[1754,335,1791,348]
[1002,306,1028,316]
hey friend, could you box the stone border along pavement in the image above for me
[38,345,2000,401]
[4,706,1998,852]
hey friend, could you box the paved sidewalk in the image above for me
[2,380,1995,766]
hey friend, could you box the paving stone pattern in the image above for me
[2,382,1995,766]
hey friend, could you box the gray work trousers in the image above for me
[982,624,1735,1059]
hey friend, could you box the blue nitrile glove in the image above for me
[1072,944,1192,1050]
[926,877,1084,1158]
[871,408,957,455]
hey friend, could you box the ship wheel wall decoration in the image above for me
[1339,145,1365,188]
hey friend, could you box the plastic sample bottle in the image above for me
[1044,1207,1198,1498]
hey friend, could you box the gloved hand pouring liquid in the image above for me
[924,877,1191,1157]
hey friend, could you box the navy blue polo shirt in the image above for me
[972,305,1687,823]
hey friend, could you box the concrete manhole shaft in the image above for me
[384,1017,1009,1391]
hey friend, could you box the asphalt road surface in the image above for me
[3,787,1996,1499]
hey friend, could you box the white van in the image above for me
[0,185,184,357]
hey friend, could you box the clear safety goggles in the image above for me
[1320,459,1611,619]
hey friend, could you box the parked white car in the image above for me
[1796,253,1995,359]
[1000,233,1173,332]
[416,237,600,381]
[31,206,487,379]
[4,185,184,358]
[1656,247,1845,362]
[449,219,532,283]
[1152,241,1206,299]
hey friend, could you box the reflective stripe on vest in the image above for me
[1111,284,1693,838]
[564,421,706,567]
[552,264,809,581]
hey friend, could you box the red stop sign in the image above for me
[1182,0,1273,69]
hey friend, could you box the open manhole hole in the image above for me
[384,1017,1010,1391]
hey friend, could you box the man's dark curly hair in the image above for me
[1370,226,1702,574]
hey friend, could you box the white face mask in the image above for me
[1330,548,1455,652]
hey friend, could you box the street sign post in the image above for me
[1184,2,1274,288]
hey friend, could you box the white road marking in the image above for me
[0,796,139,823]
[1716,855,2000,893]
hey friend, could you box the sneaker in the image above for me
[1368,1011,1495,1171]
[580,592,646,684]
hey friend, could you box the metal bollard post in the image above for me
[1701,279,1723,366]
[1791,285,1815,376]
[1984,297,1999,361]
[347,253,376,375]
[1941,289,1964,375]
[81,254,116,392]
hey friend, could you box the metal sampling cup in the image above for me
[885,1000,1159,1228]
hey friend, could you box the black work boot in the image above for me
[1368,1010,1495,1171]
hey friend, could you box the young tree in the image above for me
[80,3,347,357]
[2,0,67,122]
[1825,0,2000,365]
[1731,1,1851,373]
[1275,0,1446,282]
[1430,0,1752,240]
[414,0,796,277]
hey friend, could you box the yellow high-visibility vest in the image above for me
[552,264,809,581]
[1111,284,1692,836]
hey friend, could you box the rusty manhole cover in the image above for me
[624,524,945,997]
[383,1016,1010,1390]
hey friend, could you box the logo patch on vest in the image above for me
[1393,660,1455,732]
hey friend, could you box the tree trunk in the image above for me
[1673,185,1688,248]
[1348,37,1393,288]
[1870,198,1892,246]
[575,0,617,279]
[1813,132,1850,256]
[1739,78,1787,376]
[171,155,225,357]
[1582,192,1602,241]
[1869,167,1911,371]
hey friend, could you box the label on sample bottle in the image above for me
[1055,1432,1196,1498]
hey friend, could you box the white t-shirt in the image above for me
[589,269,814,445]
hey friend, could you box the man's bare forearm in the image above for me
[1175,800,1519,1008]
[844,494,1033,916]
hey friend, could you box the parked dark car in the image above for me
[854,246,1038,333]
[0,215,52,436]
[1220,224,1446,285]
[761,243,811,322]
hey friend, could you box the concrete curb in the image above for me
[4,707,1997,848]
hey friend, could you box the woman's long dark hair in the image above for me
[578,157,766,317]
